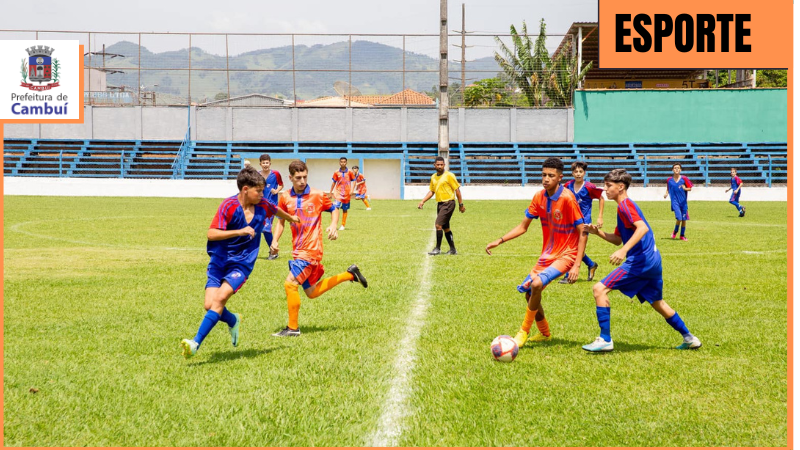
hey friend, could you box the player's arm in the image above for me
[329,178,336,195]
[485,217,533,255]
[418,190,434,209]
[208,227,254,241]
[567,224,589,283]
[274,207,300,223]
[663,184,669,199]
[608,220,649,265]
[271,218,285,253]
[735,180,743,194]
[585,224,623,246]
[455,187,465,213]
[682,176,693,192]
[597,196,605,228]
[327,208,340,240]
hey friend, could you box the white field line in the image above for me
[367,233,436,447]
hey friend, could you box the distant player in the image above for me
[271,160,368,337]
[485,157,588,347]
[725,168,746,217]
[330,157,356,230]
[352,165,371,210]
[582,168,702,352]
[559,161,604,284]
[258,154,284,260]
[180,167,299,359]
[418,156,465,255]
[664,163,693,241]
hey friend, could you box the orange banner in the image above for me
[599,0,792,68]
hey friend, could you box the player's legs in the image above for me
[304,264,367,298]
[730,193,744,216]
[339,201,351,229]
[672,219,680,239]
[276,261,317,334]
[679,219,687,240]
[582,282,614,352]
[650,299,702,349]
[443,226,457,255]
[429,202,449,255]
[515,264,565,346]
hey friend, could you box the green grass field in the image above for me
[3,196,787,446]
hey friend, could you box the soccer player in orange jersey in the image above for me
[485,157,588,348]
[352,165,371,210]
[271,160,368,337]
[329,157,356,230]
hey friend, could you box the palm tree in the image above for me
[494,19,592,107]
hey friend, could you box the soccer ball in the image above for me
[490,335,518,362]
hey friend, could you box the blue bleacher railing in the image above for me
[4,140,787,190]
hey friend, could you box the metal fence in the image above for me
[2,30,574,108]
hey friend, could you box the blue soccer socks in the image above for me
[665,312,691,338]
[193,310,221,346]
[220,307,238,327]
[596,306,611,342]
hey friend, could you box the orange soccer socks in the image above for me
[342,211,348,226]
[307,272,355,299]
[521,308,538,333]
[536,317,551,337]
[362,198,371,208]
[285,281,301,330]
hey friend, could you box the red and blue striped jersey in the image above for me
[614,198,660,276]
[207,195,278,276]
[565,179,604,221]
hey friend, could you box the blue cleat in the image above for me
[582,337,614,352]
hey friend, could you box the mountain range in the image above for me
[87,40,502,101]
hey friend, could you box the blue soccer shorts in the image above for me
[206,266,248,292]
[289,259,325,290]
[517,265,568,293]
[355,193,366,200]
[337,201,351,212]
[672,204,690,221]
[601,265,663,304]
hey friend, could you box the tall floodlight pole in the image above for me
[439,0,450,168]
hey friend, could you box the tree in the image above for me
[214,92,228,101]
[494,19,591,108]
[463,78,511,107]
[756,70,787,87]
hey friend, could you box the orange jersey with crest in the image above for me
[355,173,367,195]
[332,169,355,202]
[277,186,337,262]
[525,185,585,265]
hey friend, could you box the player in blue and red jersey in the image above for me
[664,163,694,241]
[258,153,284,260]
[485,157,588,348]
[582,169,701,352]
[559,161,605,284]
[271,160,368,337]
[725,168,746,217]
[180,167,299,359]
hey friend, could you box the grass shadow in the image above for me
[189,345,285,366]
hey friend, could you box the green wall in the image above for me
[573,89,787,143]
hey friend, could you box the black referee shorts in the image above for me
[435,200,456,229]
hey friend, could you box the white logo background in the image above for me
[0,40,81,121]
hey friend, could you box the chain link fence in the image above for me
[2,30,576,108]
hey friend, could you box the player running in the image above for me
[257,153,284,260]
[330,157,355,230]
[725,168,746,217]
[352,165,371,210]
[664,163,693,241]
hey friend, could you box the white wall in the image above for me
[4,177,786,201]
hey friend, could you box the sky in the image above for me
[0,0,597,58]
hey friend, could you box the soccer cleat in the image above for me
[740,206,746,217]
[428,248,441,256]
[366,207,372,211]
[347,264,368,288]
[267,252,279,260]
[680,236,688,241]
[588,263,599,281]
[513,329,529,348]
[272,326,301,337]
[446,248,458,255]
[676,335,702,350]
[528,332,552,342]
[180,339,199,359]
[671,233,677,239]
[338,225,345,231]
[582,337,614,352]
[229,313,241,347]
[558,277,570,284]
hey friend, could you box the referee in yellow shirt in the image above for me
[417,156,465,255]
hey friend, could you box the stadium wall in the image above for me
[3,177,786,201]
[2,106,574,143]
[573,89,788,143]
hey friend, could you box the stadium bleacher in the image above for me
[3,139,787,186]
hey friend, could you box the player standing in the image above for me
[330,157,355,230]
[258,153,284,260]
[583,169,702,352]
[559,161,604,283]
[417,156,465,255]
[664,163,693,241]
[352,165,371,210]
[485,157,588,347]
[725,168,746,217]
[271,160,368,337]
[180,167,299,358]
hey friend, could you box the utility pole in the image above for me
[439,0,449,166]
[451,3,473,108]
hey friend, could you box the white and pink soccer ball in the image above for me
[490,335,518,362]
